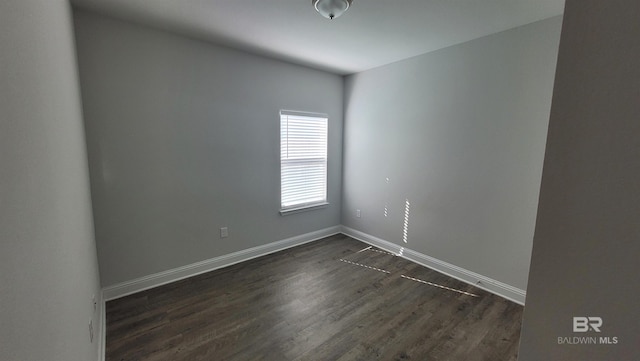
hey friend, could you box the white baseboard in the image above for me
[102,226,341,301]
[340,226,526,305]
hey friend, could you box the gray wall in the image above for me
[73,11,344,287]
[0,1,102,361]
[342,17,562,291]
[519,0,640,359]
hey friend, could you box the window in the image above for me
[280,110,328,213]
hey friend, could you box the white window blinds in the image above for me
[280,111,328,211]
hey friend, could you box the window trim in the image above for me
[279,202,330,216]
[279,110,329,214]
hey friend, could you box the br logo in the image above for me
[573,317,602,332]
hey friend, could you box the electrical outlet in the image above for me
[220,227,228,238]
[356,209,361,218]
[89,320,94,343]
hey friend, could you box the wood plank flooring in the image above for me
[106,234,523,360]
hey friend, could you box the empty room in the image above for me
[2,0,638,361]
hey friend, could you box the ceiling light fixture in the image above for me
[312,0,353,20]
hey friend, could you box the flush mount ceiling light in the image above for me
[312,0,353,20]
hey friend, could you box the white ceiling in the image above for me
[70,0,565,75]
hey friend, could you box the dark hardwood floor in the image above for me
[106,234,523,360]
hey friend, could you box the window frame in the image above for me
[279,110,329,215]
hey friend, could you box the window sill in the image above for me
[280,202,329,216]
